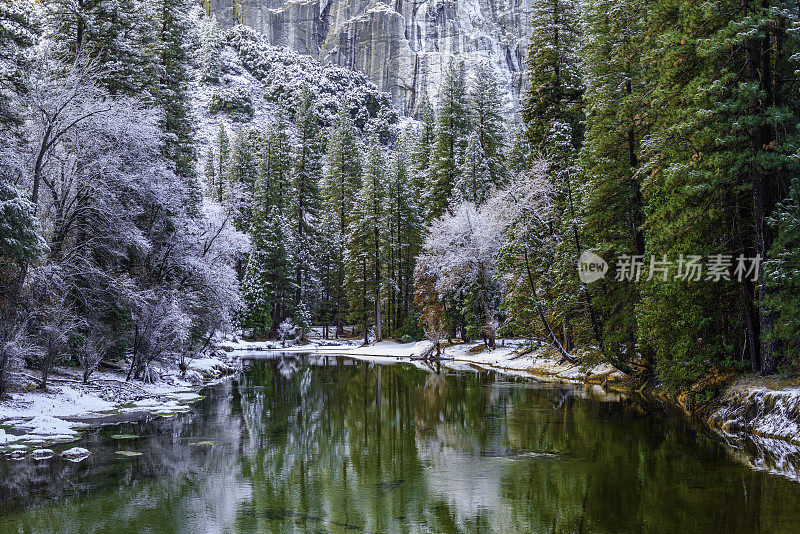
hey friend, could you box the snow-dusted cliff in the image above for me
[208,0,530,116]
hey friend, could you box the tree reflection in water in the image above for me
[1,355,800,533]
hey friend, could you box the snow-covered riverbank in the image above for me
[0,351,237,454]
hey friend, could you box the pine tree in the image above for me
[385,142,423,338]
[44,0,149,95]
[412,96,436,220]
[580,0,648,369]
[636,0,800,385]
[469,62,507,188]
[227,127,260,228]
[346,138,386,343]
[509,0,588,353]
[322,104,362,336]
[455,132,493,206]
[151,0,198,196]
[259,108,291,205]
[505,126,530,177]
[198,13,222,83]
[289,89,323,332]
[214,123,230,202]
[429,61,470,220]
[0,1,32,125]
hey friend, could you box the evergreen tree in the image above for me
[322,104,362,336]
[429,61,470,220]
[0,1,32,125]
[214,123,230,202]
[509,0,589,353]
[289,89,323,332]
[259,108,291,204]
[385,142,423,338]
[505,126,530,177]
[637,0,800,385]
[44,0,149,95]
[412,96,436,220]
[455,132,493,206]
[580,0,648,370]
[151,0,198,197]
[346,138,386,343]
[227,127,260,228]
[198,13,222,83]
[469,62,507,187]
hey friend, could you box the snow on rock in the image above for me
[16,416,84,436]
[707,382,800,445]
[30,449,55,460]
[61,447,92,462]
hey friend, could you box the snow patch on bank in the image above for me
[707,381,800,444]
[0,350,236,450]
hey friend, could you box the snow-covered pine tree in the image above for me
[322,103,362,336]
[412,96,436,221]
[455,132,493,206]
[289,89,323,334]
[509,0,588,351]
[44,0,149,95]
[429,61,470,221]
[198,13,222,82]
[151,0,199,201]
[214,123,230,202]
[469,62,507,188]
[0,1,32,125]
[258,108,291,204]
[385,141,423,338]
[227,127,260,229]
[580,0,648,366]
[346,137,386,343]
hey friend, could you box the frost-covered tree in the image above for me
[416,202,504,347]
[43,0,149,94]
[580,0,648,364]
[412,96,436,221]
[151,0,198,193]
[198,13,222,82]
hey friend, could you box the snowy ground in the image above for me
[226,337,627,387]
[0,351,237,452]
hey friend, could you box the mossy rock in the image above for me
[115,450,143,457]
[111,434,139,440]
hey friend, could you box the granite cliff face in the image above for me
[209,0,531,116]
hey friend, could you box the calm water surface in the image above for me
[0,355,799,533]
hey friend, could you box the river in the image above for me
[0,354,798,533]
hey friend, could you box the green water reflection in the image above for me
[1,355,799,533]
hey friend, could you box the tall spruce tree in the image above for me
[152,0,198,201]
[322,104,362,336]
[44,0,148,95]
[289,89,323,332]
[580,0,649,370]
[637,0,800,385]
[385,142,423,337]
[469,62,507,188]
[412,96,436,221]
[429,61,469,220]
[510,0,590,353]
[346,138,386,343]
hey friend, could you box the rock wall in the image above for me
[208,0,531,116]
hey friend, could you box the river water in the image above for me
[0,354,799,533]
